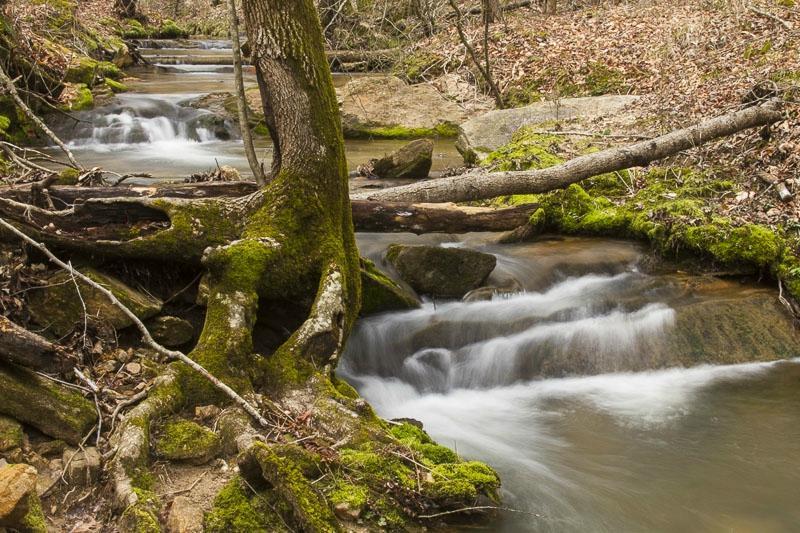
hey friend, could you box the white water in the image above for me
[341,236,800,532]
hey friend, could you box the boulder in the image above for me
[167,495,204,533]
[369,139,433,180]
[155,419,221,465]
[456,95,640,163]
[0,364,97,445]
[386,245,497,299]
[337,76,466,138]
[360,258,420,316]
[0,464,46,532]
[0,417,23,454]
[146,316,195,347]
[27,267,163,336]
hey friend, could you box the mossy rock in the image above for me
[205,477,289,532]
[105,79,128,93]
[155,419,220,465]
[0,364,96,445]
[359,258,420,315]
[0,416,23,453]
[386,244,497,299]
[120,19,148,39]
[145,315,195,347]
[56,167,80,185]
[152,19,189,39]
[0,464,47,532]
[370,139,433,180]
[27,267,163,336]
[60,83,93,111]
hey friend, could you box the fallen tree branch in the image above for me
[0,315,71,371]
[0,216,276,430]
[353,101,784,203]
[748,5,791,30]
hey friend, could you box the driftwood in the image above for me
[0,315,70,371]
[353,102,784,203]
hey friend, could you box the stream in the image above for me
[47,40,800,532]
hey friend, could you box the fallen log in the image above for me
[352,102,784,204]
[0,184,539,235]
[0,316,70,372]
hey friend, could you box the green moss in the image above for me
[206,477,284,532]
[389,422,459,465]
[503,80,544,108]
[582,62,628,96]
[155,419,220,463]
[339,446,416,490]
[0,114,10,133]
[343,122,458,139]
[120,19,148,39]
[120,502,161,533]
[482,129,564,171]
[21,493,47,533]
[682,222,781,268]
[359,257,419,315]
[0,415,23,452]
[328,481,368,509]
[427,461,500,502]
[105,78,128,93]
[152,19,189,39]
[61,83,93,111]
[65,56,98,85]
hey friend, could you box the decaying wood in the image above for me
[0,315,70,371]
[354,102,784,203]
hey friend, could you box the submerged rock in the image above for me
[27,267,163,336]
[386,245,497,298]
[456,95,639,163]
[369,139,434,180]
[0,464,46,532]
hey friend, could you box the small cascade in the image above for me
[59,94,238,148]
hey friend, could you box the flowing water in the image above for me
[44,40,800,532]
[46,39,462,180]
[341,235,800,532]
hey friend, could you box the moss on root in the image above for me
[206,477,287,532]
[154,419,220,464]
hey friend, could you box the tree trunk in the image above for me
[353,102,784,203]
[483,0,502,23]
[543,0,557,15]
[114,0,138,19]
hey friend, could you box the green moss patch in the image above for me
[154,419,220,464]
[206,477,287,532]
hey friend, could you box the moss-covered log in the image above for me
[0,364,96,445]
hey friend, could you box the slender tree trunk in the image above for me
[483,0,502,23]
[543,0,557,15]
[114,0,138,19]
[227,0,266,185]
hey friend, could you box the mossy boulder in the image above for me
[60,83,93,111]
[0,416,23,453]
[360,258,420,315]
[27,267,163,336]
[152,19,189,39]
[0,364,96,445]
[369,139,433,180]
[145,316,195,347]
[155,419,220,465]
[0,464,46,532]
[386,244,497,299]
[456,95,639,163]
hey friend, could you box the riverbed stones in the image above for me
[369,139,434,180]
[27,267,163,336]
[146,316,195,347]
[0,464,46,532]
[456,95,640,163]
[337,75,466,138]
[386,245,497,298]
[155,420,220,465]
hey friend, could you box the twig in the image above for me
[157,471,207,497]
[0,216,279,431]
[110,389,148,433]
[418,505,542,519]
[748,6,791,30]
